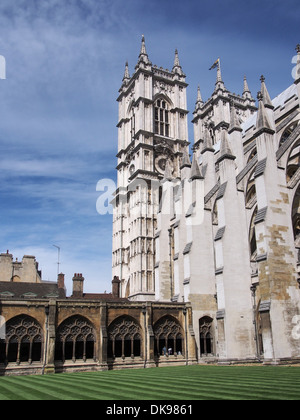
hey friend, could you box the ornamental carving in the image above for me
[108,317,141,340]
[154,140,174,159]
[6,315,43,344]
[154,317,183,339]
[57,316,95,342]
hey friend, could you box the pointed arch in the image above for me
[55,315,96,363]
[107,315,142,359]
[286,138,300,184]
[245,168,257,209]
[153,315,184,357]
[247,147,257,164]
[153,93,174,108]
[279,120,300,148]
[292,185,300,255]
[126,99,135,117]
[154,96,172,137]
[199,316,214,356]
[4,315,43,364]
[249,206,258,275]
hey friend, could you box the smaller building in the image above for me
[0,251,42,284]
[0,253,196,376]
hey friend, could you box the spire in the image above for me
[217,127,236,164]
[228,102,242,134]
[243,75,251,94]
[140,35,147,57]
[190,153,203,180]
[256,91,274,134]
[122,61,130,85]
[260,75,273,109]
[295,44,300,84]
[216,61,222,83]
[195,86,203,110]
[172,49,184,77]
[136,35,151,69]
[214,59,225,91]
[173,49,180,67]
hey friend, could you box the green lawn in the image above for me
[0,365,299,400]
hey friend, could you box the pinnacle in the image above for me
[256,91,274,133]
[190,154,203,180]
[260,75,273,109]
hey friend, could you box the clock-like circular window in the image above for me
[129,164,135,176]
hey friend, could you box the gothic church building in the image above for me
[1,39,300,376]
[113,37,300,363]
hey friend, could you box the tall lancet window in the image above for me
[130,109,136,141]
[154,99,170,137]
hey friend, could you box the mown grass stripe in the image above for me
[0,366,299,400]
[18,372,284,400]
[67,372,277,400]
[0,377,60,400]
[59,371,220,399]
[52,374,202,400]
[41,368,300,397]
[77,369,299,400]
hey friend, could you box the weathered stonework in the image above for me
[1,40,300,376]
[113,39,300,365]
[0,270,196,376]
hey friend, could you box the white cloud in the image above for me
[0,0,298,298]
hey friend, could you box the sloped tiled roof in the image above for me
[74,293,129,302]
[0,281,66,299]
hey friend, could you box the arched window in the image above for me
[55,316,96,363]
[245,170,256,209]
[249,207,258,274]
[286,140,300,184]
[292,186,300,262]
[3,315,43,364]
[247,147,257,164]
[279,121,299,147]
[107,316,142,359]
[153,316,184,357]
[199,317,214,356]
[212,200,218,225]
[154,99,170,137]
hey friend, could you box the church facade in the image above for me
[113,38,300,364]
[1,39,300,376]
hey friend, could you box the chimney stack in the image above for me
[57,273,65,289]
[112,276,121,298]
[72,273,84,298]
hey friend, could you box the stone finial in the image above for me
[260,75,273,109]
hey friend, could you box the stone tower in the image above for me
[112,36,190,301]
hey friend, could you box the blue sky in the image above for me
[0,0,299,294]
